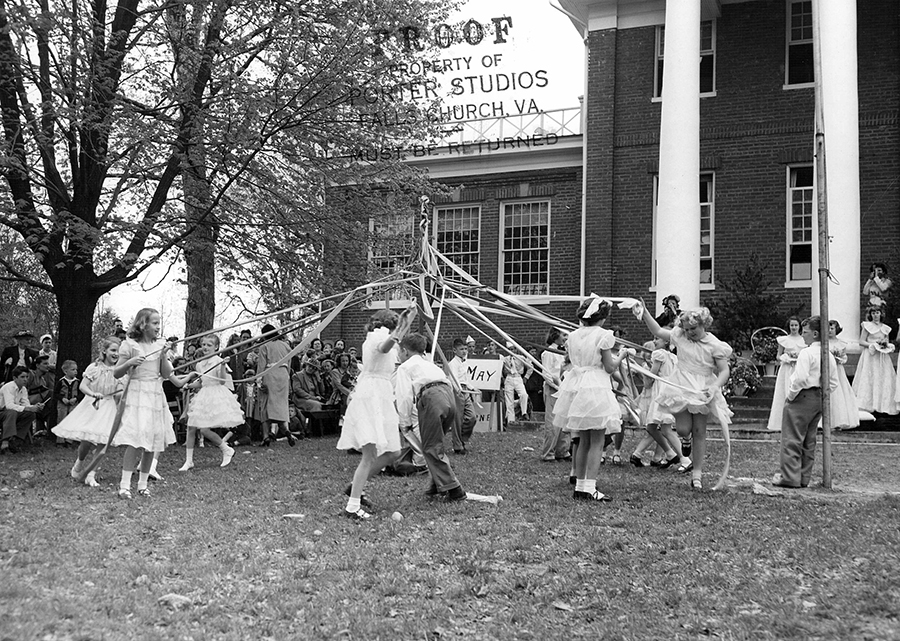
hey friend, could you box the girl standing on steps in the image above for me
[766,317,806,432]
[179,334,241,471]
[828,320,860,430]
[853,305,897,414]
[112,308,196,499]
[635,304,732,490]
[53,337,123,487]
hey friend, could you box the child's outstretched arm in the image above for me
[634,300,672,341]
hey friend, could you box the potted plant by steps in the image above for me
[751,327,783,376]
[724,356,762,398]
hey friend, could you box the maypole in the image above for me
[812,0,833,488]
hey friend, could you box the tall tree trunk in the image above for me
[55,284,102,373]
[183,153,217,341]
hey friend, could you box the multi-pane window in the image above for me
[434,205,480,280]
[786,0,814,85]
[699,174,714,285]
[651,173,715,287]
[788,166,814,281]
[501,201,549,296]
[654,21,715,98]
[370,212,416,300]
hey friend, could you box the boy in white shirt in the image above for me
[447,338,477,454]
[773,316,839,489]
[396,334,466,501]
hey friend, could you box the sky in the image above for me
[102,0,585,338]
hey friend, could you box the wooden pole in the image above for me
[813,0,833,489]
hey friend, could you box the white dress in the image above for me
[336,327,401,455]
[187,356,245,429]
[829,339,860,430]
[644,349,677,426]
[852,321,897,414]
[655,328,733,427]
[552,325,622,433]
[111,339,177,452]
[766,334,807,431]
[51,362,121,445]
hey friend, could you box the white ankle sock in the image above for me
[346,497,361,512]
[120,470,133,491]
[137,472,150,491]
[584,479,597,494]
[184,448,194,465]
[575,479,586,492]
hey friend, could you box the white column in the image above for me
[656,0,701,313]
[810,0,861,346]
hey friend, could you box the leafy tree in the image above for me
[711,254,793,352]
[0,0,455,368]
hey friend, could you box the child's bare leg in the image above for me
[119,446,143,496]
[201,428,236,467]
[690,415,708,485]
[135,450,155,493]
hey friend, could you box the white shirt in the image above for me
[541,348,565,386]
[0,381,29,412]
[447,355,472,389]
[395,354,448,428]
[787,342,839,401]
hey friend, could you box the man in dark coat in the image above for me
[2,330,38,383]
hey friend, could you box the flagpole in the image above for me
[812,0,833,489]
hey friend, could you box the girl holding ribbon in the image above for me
[552,296,632,503]
[634,304,732,490]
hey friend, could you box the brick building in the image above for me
[325,0,899,353]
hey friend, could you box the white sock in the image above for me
[184,448,194,465]
[120,470,133,491]
[218,441,229,451]
[346,497,361,512]
[584,479,597,495]
[575,479,586,492]
[137,472,150,491]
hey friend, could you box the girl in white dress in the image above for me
[828,320,860,430]
[853,305,897,414]
[636,305,733,490]
[337,307,414,519]
[765,317,806,431]
[553,297,630,503]
[53,337,123,487]
[113,309,196,499]
[179,334,242,471]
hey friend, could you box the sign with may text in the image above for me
[465,358,503,391]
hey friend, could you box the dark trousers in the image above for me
[418,384,462,492]
[1,409,35,442]
[779,388,822,487]
[450,391,476,451]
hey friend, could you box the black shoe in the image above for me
[573,490,611,502]
[286,432,296,447]
[344,484,374,510]
[424,484,439,497]
[343,508,371,521]
[260,437,272,447]
[569,475,577,485]
[453,448,467,455]
[630,454,646,468]
[445,486,467,502]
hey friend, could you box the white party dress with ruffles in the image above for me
[51,362,122,445]
[111,339,177,452]
[645,348,677,426]
[187,355,245,429]
[829,339,860,429]
[655,327,733,427]
[552,325,622,433]
[852,321,897,414]
[765,333,807,431]
[336,327,401,455]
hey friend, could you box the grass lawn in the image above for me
[1,430,898,641]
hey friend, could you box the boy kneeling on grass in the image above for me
[772,316,839,489]
[396,333,466,502]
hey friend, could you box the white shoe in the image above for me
[149,467,164,481]
[220,446,235,468]
[178,462,194,472]
[70,460,83,479]
[84,471,100,487]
